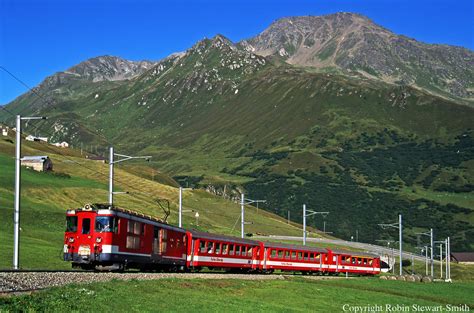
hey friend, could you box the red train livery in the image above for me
[64,204,380,275]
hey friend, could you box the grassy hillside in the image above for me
[1,278,473,312]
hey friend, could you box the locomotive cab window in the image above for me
[95,216,117,233]
[82,218,91,234]
[66,216,77,232]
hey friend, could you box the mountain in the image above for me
[239,13,474,103]
[62,55,156,82]
[2,15,474,251]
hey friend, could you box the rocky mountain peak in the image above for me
[239,13,474,102]
[65,55,156,82]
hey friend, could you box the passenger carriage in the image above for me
[260,242,328,274]
[186,230,261,272]
[64,204,187,271]
[329,249,381,275]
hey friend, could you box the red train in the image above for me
[64,204,380,275]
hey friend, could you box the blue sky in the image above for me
[0,0,473,105]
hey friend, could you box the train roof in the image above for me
[263,242,328,253]
[189,230,260,246]
[330,248,379,258]
[67,203,185,233]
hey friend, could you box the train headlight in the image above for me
[68,237,74,243]
[96,237,102,243]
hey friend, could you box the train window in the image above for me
[291,251,296,260]
[352,258,356,264]
[247,247,252,257]
[222,244,228,255]
[298,252,303,260]
[66,216,77,232]
[304,252,310,261]
[160,229,167,253]
[278,250,283,259]
[153,227,159,254]
[200,241,206,253]
[285,251,290,259]
[95,216,117,233]
[242,246,247,256]
[207,242,214,254]
[271,250,276,258]
[229,244,235,256]
[363,259,368,265]
[126,236,140,249]
[235,245,241,256]
[369,259,373,266]
[215,243,221,254]
[82,218,90,234]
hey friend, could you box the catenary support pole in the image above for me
[13,115,21,270]
[399,214,402,276]
[241,194,244,239]
[108,146,114,206]
[179,187,183,228]
[430,228,434,277]
[303,204,307,245]
[440,243,443,279]
[445,239,448,280]
[447,237,451,281]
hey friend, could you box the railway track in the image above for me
[0,270,345,295]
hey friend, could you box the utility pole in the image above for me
[430,228,434,277]
[241,194,244,238]
[416,228,434,277]
[108,147,151,206]
[302,204,329,245]
[179,187,183,227]
[240,194,265,238]
[13,115,47,270]
[379,214,403,276]
[399,214,403,276]
[447,236,451,282]
[440,243,443,279]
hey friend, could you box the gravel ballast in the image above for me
[0,272,286,293]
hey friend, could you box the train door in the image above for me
[153,226,160,256]
[75,212,95,257]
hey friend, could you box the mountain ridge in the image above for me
[239,12,474,103]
